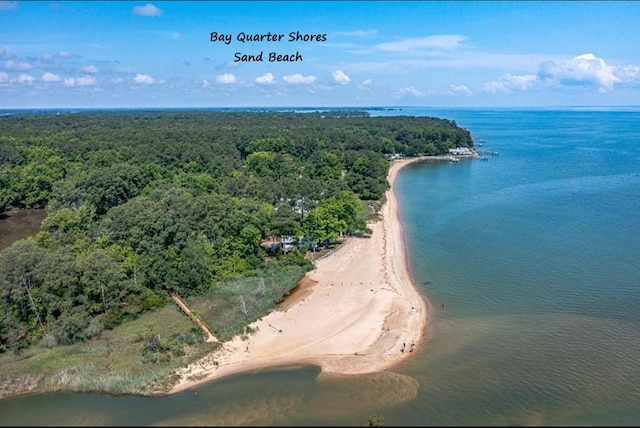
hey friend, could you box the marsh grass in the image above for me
[0,305,218,399]
[0,265,308,400]
[186,265,310,341]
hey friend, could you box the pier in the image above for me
[170,292,219,343]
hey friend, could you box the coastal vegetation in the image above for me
[0,110,473,397]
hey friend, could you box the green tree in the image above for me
[311,150,343,181]
[245,151,277,179]
[0,240,47,349]
[364,414,385,426]
[49,162,147,215]
[271,202,301,240]
[165,235,215,296]
[76,248,128,317]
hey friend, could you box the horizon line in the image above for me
[2,105,640,111]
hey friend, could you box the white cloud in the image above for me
[484,73,538,93]
[616,65,640,83]
[111,77,124,84]
[76,75,96,86]
[395,86,425,97]
[335,29,378,38]
[133,3,162,17]
[0,71,9,82]
[255,72,276,85]
[42,72,62,82]
[133,73,155,84]
[450,84,472,96]
[0,47,6,58]
[216,73,237,84]
[171,32,180,39]
[282,73,317,84]
[376,35,467,53]
[17,74,35,84]
[64,75,96,86]
[538,53,620,92]
[332,69,351,85]
[359,79,372,89]
[0,1,18,11]
[5,59,32,71]
[82,65,99,73]
[221,61,239,70]
[347,51,559,75]
[480,53,640,95]
[57,50,72,58]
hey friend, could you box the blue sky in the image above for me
[1,1,639,108]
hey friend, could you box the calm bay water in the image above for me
[387,108,640,426]
[1,108,639,426]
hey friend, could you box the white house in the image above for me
[449,147,472,155]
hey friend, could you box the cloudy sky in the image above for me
[1,1,639,108]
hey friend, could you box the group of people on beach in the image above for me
[401,341,416,353]
[400,302,447,353]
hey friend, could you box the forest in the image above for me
[0,110,473,354]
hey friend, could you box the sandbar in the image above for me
[169,158,429,393]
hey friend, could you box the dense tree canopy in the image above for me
[0,110,473,351]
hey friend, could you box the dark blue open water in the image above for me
[1,108,639,426]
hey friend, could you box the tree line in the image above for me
[0,110,473,352]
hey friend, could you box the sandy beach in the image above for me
[169,158,429,394]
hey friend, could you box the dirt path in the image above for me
[170,292,219,343]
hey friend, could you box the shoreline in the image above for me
[166,157,429,394]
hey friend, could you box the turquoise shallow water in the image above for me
[1,108,639,426]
